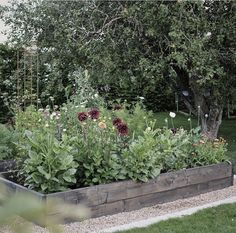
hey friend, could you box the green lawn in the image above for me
[117,204,236,233]
[154,112,236,171]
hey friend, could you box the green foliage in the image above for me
[188,137,228,167]
[0,44,17,123]
[3,0,235,136]
[71,112,127,186]
[0,124,18,161]
[109,101,154,137]
[122,128,161,182]
[18,130,78,193]
[15,106,45,132]
[155,127,192,172]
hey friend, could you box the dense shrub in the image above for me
[0,124,18,161]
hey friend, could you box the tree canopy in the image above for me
[1,0,236,137]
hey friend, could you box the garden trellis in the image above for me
[16,46,39,110]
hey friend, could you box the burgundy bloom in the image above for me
[88,109,100,120]
[78,112,88,122]
[117,122,129,136]
[171,128,177,134]
[113,118,123,127]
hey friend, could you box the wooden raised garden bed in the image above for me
[0,162,233,221]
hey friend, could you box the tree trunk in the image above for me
[193,89,223,139]
[201,107,223,139]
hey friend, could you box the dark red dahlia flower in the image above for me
[113,118,123,127]
[88,109,100,120]
[78,112,88,122]
[117,122,129,136]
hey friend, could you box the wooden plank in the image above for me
[47,163,232,205]
[185,163,232,185]
[106,163,232,202]
[90,200,125,218]
[0,175,45,199]
[122,176,232,213]
[47,186,108,206]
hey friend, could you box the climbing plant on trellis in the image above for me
[16,46,40,111]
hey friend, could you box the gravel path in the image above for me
[1,180,236,233]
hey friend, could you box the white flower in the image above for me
[147,127,151,131]
[139,96,145,100]
[169,112,176,118]
[205,114,209,118]
[75,105,79,108]
[63,128,67,132]
[94,93,99,98]
[188,118,191,121]
[49,96,54,101]
[198,105,201,109]
[38,108,44,112]
[205,32,212,37]
[45,123,49,128]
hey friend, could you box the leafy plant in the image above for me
[0,124,18,161]
[72,111,127,186]
[188,136,228,167]
[155,127,192,172]
[111,101,154,137]
[122,127,162,182]
[18,130,78,193]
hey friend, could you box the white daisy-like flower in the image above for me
[205,114,209,118]
[188,118,191,121]
[169,112,176,118]
[94,93,99,98]
[63,128,67,132]
[139,96,145,100]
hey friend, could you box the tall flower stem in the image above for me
[171,118,175,129]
